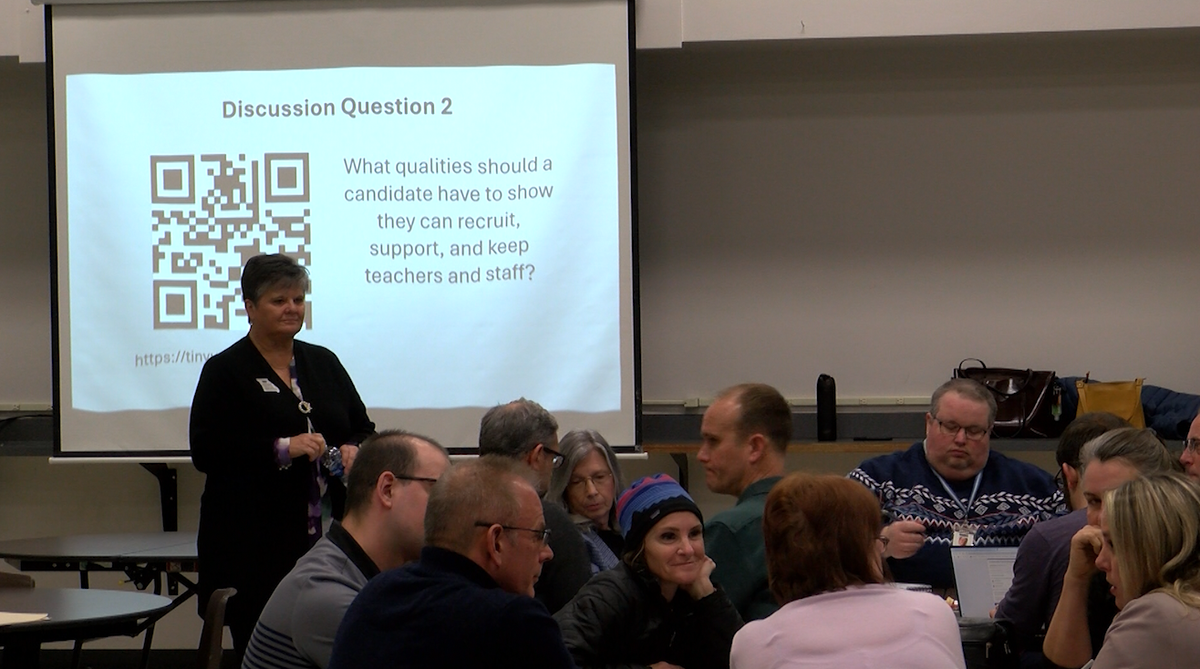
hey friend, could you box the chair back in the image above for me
[197,587,236,669]
[0,572,35,588]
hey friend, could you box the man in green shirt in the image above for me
[698,382,791,621]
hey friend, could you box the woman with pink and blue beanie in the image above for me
[554,474,743,669]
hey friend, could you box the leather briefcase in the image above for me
[954,359,1065,438]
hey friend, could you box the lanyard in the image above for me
[288,357,314,433]
[924,440,982,518]
[931,468,982,518]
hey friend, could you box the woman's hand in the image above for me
[682,556,717,600]
[1065,524,1103,583]
[287,432,327,461]
[339,444,359,473]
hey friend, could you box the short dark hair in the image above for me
[1057,412,1130,469]
[240,253,309,303]
[931,378,998,426]
[764,473,884,603]
[344,430,447,515]
[718,383,792,453]
[424,456,537,553]
[478,398,558,458]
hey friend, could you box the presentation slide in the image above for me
[48,0,637,456]
[68,65,619,412]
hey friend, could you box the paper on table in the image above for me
[0,611,49,625]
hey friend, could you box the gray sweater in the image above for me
[241,522,379,669]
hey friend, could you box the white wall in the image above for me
[11,1,1200,56]
[636,32,1200,402]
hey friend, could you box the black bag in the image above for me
[958,617,1018,669]
[954,359,1065,438]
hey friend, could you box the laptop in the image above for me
[950,546,1020,618]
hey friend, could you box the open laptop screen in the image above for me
[951,546,1020,618]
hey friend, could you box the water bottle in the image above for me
[322,446,345,480]
[817,374,837,441]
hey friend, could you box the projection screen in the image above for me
[47,0,638,457]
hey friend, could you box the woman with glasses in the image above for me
[1076,473,1200,668]
[546,429,625,574]
[555,474,743,669]
[730,473,965,669]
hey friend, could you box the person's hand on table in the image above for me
[287,432,327,461]
[882,520,926,559]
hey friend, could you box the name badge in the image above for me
[952,524,977,547]
[256,378,280,393]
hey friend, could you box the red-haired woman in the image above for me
[730,473,965,669]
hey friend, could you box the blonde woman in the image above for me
[1089,473,1200,667]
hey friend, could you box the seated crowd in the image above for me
[226,382,1200,669]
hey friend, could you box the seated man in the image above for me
[994,412,1128,663]
[698,382,790,621]
[242,430,449,669]
[327,456,574,669]
[1042,427,1179,668]
[478,397,590,613]
[849,378,1064,589]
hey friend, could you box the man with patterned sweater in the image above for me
[849,378,1065,589]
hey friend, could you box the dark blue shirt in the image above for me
[328,546,576,669]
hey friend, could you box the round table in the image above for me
[0,588,174,668]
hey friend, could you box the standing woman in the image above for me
[555,474,743,669]
[190,254,374,656]
[546,429,625,573]
[1089,473,1200,667]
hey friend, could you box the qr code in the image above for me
[150,152,312,329]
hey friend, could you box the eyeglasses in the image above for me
[877,534,890,548]
[542,445,565,469]
[1183,438,1200,454]
[394,474,439,486]
[473,521,552,545]
[931,416,989,441]
[568,471,613,491]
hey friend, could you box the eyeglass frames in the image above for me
[931,416,989,441]
[541,445,565,469]
[473,521,552,545]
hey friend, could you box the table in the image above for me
[0,532,197,593]
[0,588,173,668]
[642,440,1056,490]
[0,533,198,667]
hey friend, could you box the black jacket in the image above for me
[190,337,373,625]
[538,500,593,613]
[554,563,743,669]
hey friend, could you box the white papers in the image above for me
[0,611,49,625]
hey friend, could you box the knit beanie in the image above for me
[616,474,703,552]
